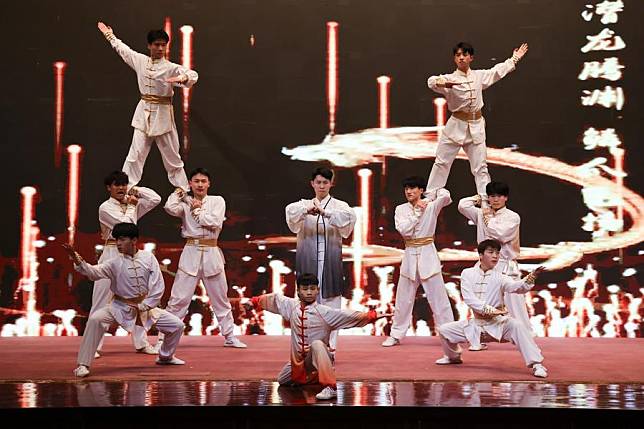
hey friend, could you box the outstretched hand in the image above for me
[62,243,82,264]
[513,43,529,61]
[97,22,112,34]
[525,265,545,284]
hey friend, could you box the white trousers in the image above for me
[90,277,148,351]
[316,294,341,350]
[165,267,235,338]
[390,272,455,339]
[438,318,543,367]
[427,128,490,197]
[495,259,533,335]
[123,128,189,190]
[77,305,184,367]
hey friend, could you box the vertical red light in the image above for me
[433,97,447,127]
[164,17,172,59]
[377,76,391,129]
[67,145,82,245]
[53,61,67,168]
[20,187,37,280]
[180,25,194,155]
[613,148,625,229]
[326,22,339,135]
[358,169,372,246]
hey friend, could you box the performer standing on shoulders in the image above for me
[64,223,186,378]
[435,239,547,378]
[425,42,528,202]
[246,273,390,400]
[97,21,198,190]
[285,167,356,352]
[92,171,160,357]
[458,181,532,337]
[381,177,455,347]
[159,167,247,350]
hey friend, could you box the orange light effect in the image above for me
[53,62,67,168]
[20,187,37,280]
[612,148,625,227]
[351,207,364,291]
[327,22,339,135]
[180,25,194,155]
[433,97,447,127]
[164,17,172,59]
[66,145,82,245]
[377,76,391,129]
[357,168,372,246]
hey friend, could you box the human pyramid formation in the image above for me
[63,22,546,401]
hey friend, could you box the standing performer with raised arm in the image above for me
[65,223,186,378]
[425,42,528,202]
[97,21,198,190]
[159,168,247,350]
[92,171,161,356]
[285,167,356,352]
[381,177,455,347]
[435,239,547,378]
[458,181,532,336]
[246,273,390,400]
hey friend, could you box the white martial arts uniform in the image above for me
[438,263,543,367]
[103,31,198,190]
[92,186,161,351]
[458,196,532,333]
[251,293,376,388]
[426,58,517,197]
[389,189,455,339]
[285,195,356,350]
[164,192,236,339]
[75,251,184,368]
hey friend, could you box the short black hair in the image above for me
[486,181,510,197]
[311,167,334,182]
[104,171,128,187]
[477,239,501,254]
[147,29,169,44]
[188,167,211,181]
[112,223,139,239]
[453,42,474,56]
[296,273,319,288]
[402,176,425,191]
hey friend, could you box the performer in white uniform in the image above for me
[425,42,528,200]
[92,171,160,356]
[285,167,356,351]
[381,177,454,346]
[435,239,548,378]
[65,223,186,378]
[97,22,198,190]
[458,181,532,336]
[246,273,389,400]
[161,168,247,349]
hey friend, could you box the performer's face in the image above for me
[148,40,167,60]
[488,194,508,211]
[189,173,210,198]
[453,49,473,72]
[116,236,137,256]
[310,175,332,199]
[404,186,423,204]
[106,182,128,202]
[479,247,500,270]
[297,283,320,304]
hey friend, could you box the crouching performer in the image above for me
[435,239,548,378]
[64,223,186,378]
[246,273,389,400]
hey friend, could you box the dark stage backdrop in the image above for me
[1,0,642,337]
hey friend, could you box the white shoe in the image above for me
[94,351,102,359]
[435,355,463,365]
[155,356,185,365]
[136,344,159,355]
[152,341,163,354]
[224,337,248,348]
[532,363,548,378]
[73,365,90,377]
[315,386,337,400]
[381,336,400,347]
[468,343,488,351]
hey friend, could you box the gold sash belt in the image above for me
[185,238,218,247]
[105,239,117,246]
[140,94,172,105]
[451,110,482,121]
[114,294,145,305]
[404,236,434,248]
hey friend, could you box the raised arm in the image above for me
[502,266,543,294]
[433,188,452,212]
[64,244,114,282]
[131,186,161,219]
[458,195,481,223]
[164,188,186,217]
[97,21,146,71]
[479,43,528,90]
[321,307,380,330]
[394,204,420,237]
[250,293,297,320]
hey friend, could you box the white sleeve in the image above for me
[164,192,185,217]
[142,256,165,309]
[105,34,146,71]
[75,260,114,282]
[168,62,198,88]
[285,200,309,234]
[134,187,161,219]
[99,203,137,231]
[194,197,225,229]
[458,196,480,223]
[479,58,516,90]
[323,201,356,239]
[485,212,520,245]
[394,204,419,238]
[427,74,449,95]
